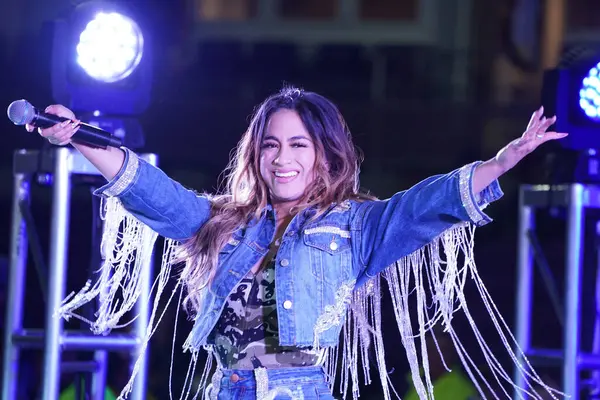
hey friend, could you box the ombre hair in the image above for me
[179,86,373,315]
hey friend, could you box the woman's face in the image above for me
[259,109,317,210]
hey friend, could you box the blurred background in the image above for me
[1,0,600,398]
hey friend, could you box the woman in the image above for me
[30,87,566,400]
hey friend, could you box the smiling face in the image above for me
[259,109,317,211]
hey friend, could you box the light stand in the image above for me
[513,149,600,399]
[1,147,157,400]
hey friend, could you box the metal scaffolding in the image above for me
[2,147,158,400]
[513,183,600,399]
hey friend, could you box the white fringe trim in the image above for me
[54,197,181,400]
[320,223,565,400]
[60,198,565,400]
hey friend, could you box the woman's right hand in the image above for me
[26,104,81,146]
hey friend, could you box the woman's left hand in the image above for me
[494,106,568,172]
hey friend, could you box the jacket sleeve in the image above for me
[93,148,212,240]
[353,161,503,287]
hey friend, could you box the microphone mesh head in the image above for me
[7,99,34,126]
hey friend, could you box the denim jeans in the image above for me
[206,366,336,399]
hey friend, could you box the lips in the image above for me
[274,170,298,178]
[273,170,299,183]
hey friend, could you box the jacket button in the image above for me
[329,241,338,251]
[280,259,290,267]
[283,300,292,309]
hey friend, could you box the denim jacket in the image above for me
[93,148,503,353]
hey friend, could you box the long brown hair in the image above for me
[179,87,373,315]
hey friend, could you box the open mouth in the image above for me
[273,170,299,182]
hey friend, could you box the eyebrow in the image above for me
[262,135,312,142]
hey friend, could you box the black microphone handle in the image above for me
[32,109,122,149]
[32,112,72,127]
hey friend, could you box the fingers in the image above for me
[540,131,569,143]
[25,104,77,143]
[44,104,76,120]
[48,137,73,146]
[527,106,544,130]
[525,108,557,139]
[539,115,556,131]
[39,104,77,138]
[40,119,81,146]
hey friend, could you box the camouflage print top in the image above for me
[209,255,324,369]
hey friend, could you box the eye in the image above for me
[261,142,278,149]
[291,142,308,148]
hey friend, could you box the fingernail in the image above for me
[61,120,70,127]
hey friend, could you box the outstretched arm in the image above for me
[27,105,212,240]
[27,105,127,180]
[92,148,212,240]
[353,107,567,287]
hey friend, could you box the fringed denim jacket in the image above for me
[58,148,556,399]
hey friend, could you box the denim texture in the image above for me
[94,148,503,351]
[206,366,334,399]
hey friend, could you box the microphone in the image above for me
[7,99,122,149]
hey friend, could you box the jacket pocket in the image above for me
[303,225,352,286]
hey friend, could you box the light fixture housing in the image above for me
[51,1,152,115]
[542,46,600,151]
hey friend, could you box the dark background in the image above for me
[1,0,600,398]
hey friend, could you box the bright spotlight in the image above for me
[542,47,600,151]
[51,2,152,117]
[578,64,600,121]
[76,12,144,83]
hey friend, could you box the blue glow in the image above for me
[76,12,143,83]
[579,64,600,121]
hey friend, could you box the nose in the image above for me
[273,145,292,165]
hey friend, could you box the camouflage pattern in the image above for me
[210,257,322,369]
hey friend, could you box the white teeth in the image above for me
[275,171,298,178]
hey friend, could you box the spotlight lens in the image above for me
[579,65,600,121]
[76,12,143,83]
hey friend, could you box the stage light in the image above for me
[76,12,144,83]
[542,47,600,152]
[541,47,600,183]
[51,2,152,118]
[579,64,600,121]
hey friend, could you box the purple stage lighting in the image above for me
[579,63,600,121]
